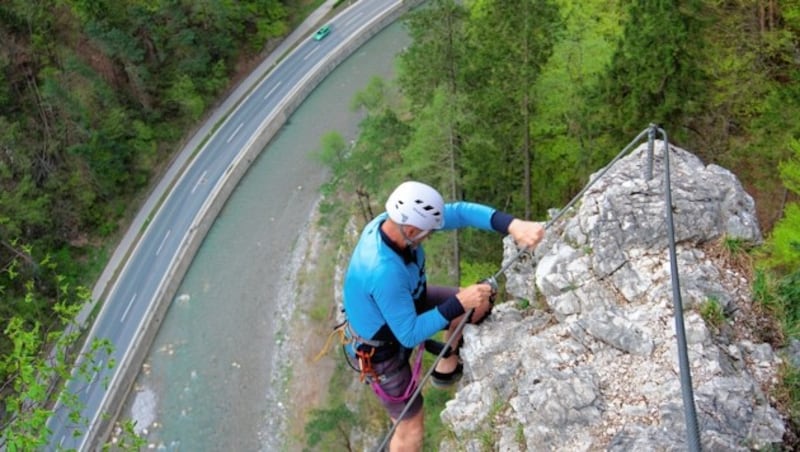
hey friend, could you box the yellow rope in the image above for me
[313,325,347,362]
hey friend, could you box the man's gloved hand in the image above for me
[456,283,493,324]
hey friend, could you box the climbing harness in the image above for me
[314,317,389,363]
[315,317,426,404]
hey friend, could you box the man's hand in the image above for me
[508,219,545,250]
[456,283,493,323]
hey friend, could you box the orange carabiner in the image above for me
[356,347,378,383]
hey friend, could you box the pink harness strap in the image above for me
[371,344,425,403]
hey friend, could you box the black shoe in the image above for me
[430,363,463,388]
[424,339,453,358]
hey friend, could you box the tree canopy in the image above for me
[3,0,800,447]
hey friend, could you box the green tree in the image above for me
[401,87,471,283]
[398,0,468,110]
[398,0,471,279]
[596,0,705,144]
[770,139,800,270]
[461,0,561,218]
[530,0,625,206]
[349,76,411,216]
[317,130,374,219]
[0,249,113,450]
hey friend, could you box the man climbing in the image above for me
[342,180,545,451]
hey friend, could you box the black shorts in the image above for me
[375,285,458,419]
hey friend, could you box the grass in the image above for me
[712,234,755,279]
[752,265,800,448]
[698,296,726,332]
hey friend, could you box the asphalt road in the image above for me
[44,1,404,449]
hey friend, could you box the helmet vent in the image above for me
[384,181,445,230]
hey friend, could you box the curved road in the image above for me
[45,1,407,449]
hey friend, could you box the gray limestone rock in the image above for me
[440,142,783,450]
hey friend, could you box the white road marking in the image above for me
[263,81,282,100]
[121,293,137,323]
[155,229,171,256]
[344,12,363,27]
[304,46,320,61]
[86,368,100,393]
[227,122,244,143]
[191,170,208,194]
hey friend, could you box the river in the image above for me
[117,21,410,451]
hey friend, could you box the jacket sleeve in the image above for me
[372,261,449,348]
[442,201,513,233]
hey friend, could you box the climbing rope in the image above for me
[375,124,700,451]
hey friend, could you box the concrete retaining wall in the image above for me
[90,0,426,448]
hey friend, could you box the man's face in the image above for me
[401,225,433,248]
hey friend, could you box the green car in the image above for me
[313,24,331,41]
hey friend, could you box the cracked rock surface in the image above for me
[441,142,785,451]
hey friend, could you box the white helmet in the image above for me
[385,181,445,230]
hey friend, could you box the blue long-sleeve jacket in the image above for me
[343,202,513,349]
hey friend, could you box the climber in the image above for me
[342,180,544,451]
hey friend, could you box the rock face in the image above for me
[440,142,785,451]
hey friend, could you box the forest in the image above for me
[317,0,800,447]
[1,0,799,449]
[0,0,316,447]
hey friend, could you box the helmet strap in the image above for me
[395,222,420,249]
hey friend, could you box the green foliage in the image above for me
[776,362,800,426]
[105,419,147,451]
[515,422,525,446]
[321,76,411,223]
[777,271,800,339]
[0,0,297,318]
[398,0,468,110]
[0,0,315,407]
[4,0,800,447]
[315,131,348,182]
[166,74,207,122]
[753,268,800,341]
[723,236,747,255]
[597,0,706,141]
[768,139,800,270]
[781,139,800,196]
[0,1,317,447]
[770,204,800,271]
[326,0,800,448]
[460,260,497,287]
[698,297,726,331]
[460,0,562,218]
[0,249,129,450]
[304,402,355,449]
